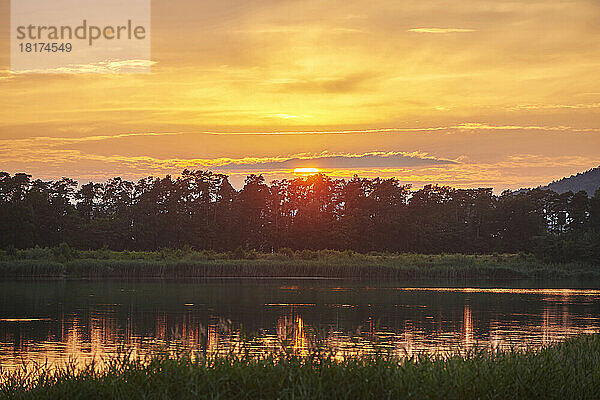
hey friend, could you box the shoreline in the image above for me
[1,250,599,280]
[3,334,600,399]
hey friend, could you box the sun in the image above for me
[293,167,320,175]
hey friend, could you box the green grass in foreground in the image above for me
[2,334,600,399]
[0,246,599,279]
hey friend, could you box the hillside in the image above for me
[542,166,600,196]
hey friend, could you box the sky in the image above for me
[1,0,600,190]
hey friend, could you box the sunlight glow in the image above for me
[293,167,320,175]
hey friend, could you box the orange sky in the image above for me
[1,0,600,190]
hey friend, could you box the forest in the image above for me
[1,170,599,263]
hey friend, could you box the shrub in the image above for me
[232,246,246,259]
[277,247,294,259]
[52,243,75,263]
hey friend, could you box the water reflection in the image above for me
[1,280,600,372]
[463,304,473,349]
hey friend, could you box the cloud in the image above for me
[1,123,599,190]
[216,151,456,171]
[0,70,13,81]
[0,136,455,179]
[199,122,600,135]
[0,132,182,147]
[407,28,476,33]
[12,60,156,74]
[269,114,300,119]
[505,103,600,111]
[453,123,599,133]
[2,135,598,192]
[268,73,375,94]
[0,132,184,167]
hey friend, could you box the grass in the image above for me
[2,334,600,399]
[0,246,599,279]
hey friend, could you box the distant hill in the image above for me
[542,166,600,196]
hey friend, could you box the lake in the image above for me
[1,279,600,370]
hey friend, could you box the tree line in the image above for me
[1,170,599,262]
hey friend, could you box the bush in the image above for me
[298,249,317,260]
[277,247,294,259]
[18,246,53,260]
[52,243,75,263]
[245,249,259,260]
[232,246,246,259]
[6,244,16,258]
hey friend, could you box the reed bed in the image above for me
[2,334,600,399]
[0,247,598,279]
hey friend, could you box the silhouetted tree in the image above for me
[1,170,599,262]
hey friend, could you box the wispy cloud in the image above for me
[1,132,182,147]
[407,28,476,33]
[0,143,454,170]
[216,151,456,171]
[453,123,599,133]
[200,123,600,135]
[2,137,598,192]
[267,72,375,94]
[13,60,156,74]
[0,70,13,81]
[505,103,600,111]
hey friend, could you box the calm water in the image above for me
[1,279,600,370]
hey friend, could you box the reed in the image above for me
[0,247,598,279]
[2,334,600,399]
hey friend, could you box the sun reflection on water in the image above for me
[1,287,600,375]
